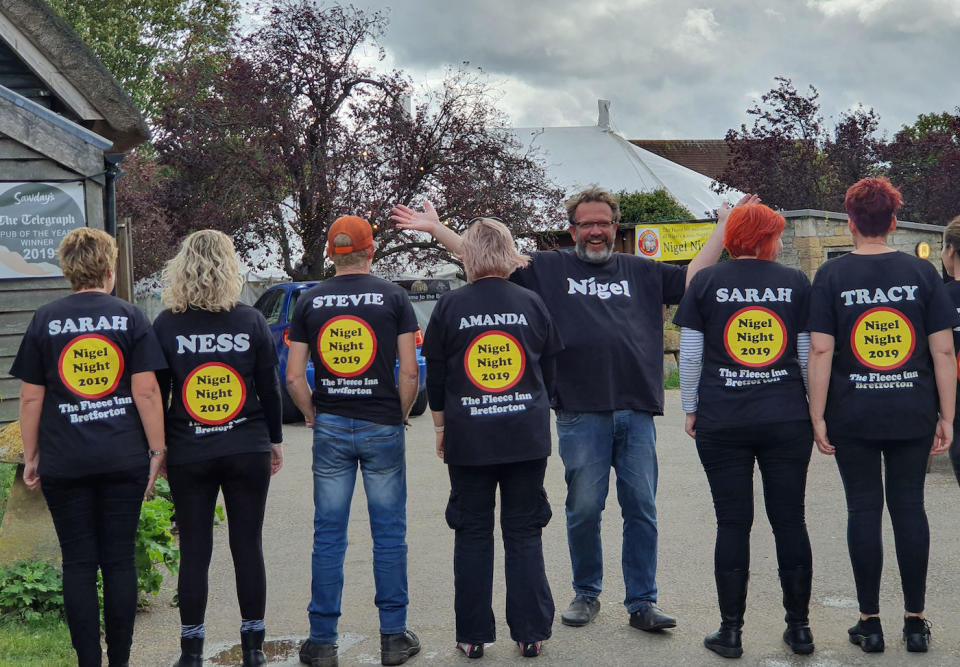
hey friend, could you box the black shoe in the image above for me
[704,626,742,659]
[456,642,484,659]
[299,639,338,667]
[903,616,931,652]
[241,630,266,666]
[517,641,542,658]
[779,567,814,655]
[848,617,884,653]
[175,637,204,667]
[381,630,421,666]
[560,595,600,627]
[629,602,677,632]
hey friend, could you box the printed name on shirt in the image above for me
[567,277,632,300]
[715,287,792,303]
[458,313,529,330]
[48,316,128,335]
[175,333,250,354]
[312,292,384,308]
[840,285,918,306]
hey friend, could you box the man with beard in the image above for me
[391,187,753,634]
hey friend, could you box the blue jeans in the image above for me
[556,409,658,612]
[308,413,408,643]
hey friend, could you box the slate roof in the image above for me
[629,139,730,181]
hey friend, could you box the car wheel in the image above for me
[410,388,428,416]
[281,386,303,423]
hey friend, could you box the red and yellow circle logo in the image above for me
[182,362,246,425]
[637,230,659,257]
[58,334,124,399]
[464,330,526,392]
[723,307,787,368]
[851,307,915,371]
[318,315,377,377]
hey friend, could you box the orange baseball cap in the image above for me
[326,216,373,257]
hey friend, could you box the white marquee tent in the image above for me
[509,100,741,218]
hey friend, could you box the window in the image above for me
[826,247,853,261]
[254,289,284,325]
[287,289,304,323]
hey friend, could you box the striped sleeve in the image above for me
[679,327,704,414]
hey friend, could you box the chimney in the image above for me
[598,99,611,128]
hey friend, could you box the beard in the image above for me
[575,237,614,264]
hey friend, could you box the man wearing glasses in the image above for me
[392,187,750,634]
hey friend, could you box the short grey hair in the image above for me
[564,186,621,225]
[461,218,530,282]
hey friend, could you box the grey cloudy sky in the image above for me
[349,0,960,140]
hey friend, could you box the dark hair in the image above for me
[844,177,902,238]
[723,204,785,260]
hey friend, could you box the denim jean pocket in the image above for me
[534,487,552,528]
[554,409,582,426]
[445,491,462,530]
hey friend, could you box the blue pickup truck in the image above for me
[253,281,430,422]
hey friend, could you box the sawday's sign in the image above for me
[0,181,86,279]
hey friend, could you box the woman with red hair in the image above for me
[674,203,814,658]
[808,177,956,654]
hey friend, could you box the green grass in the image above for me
[0,463,15,524]
[0,615,74,666]
[664,368,680,389]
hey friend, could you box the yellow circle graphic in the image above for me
[182,362,246,425]
[58,334,124,398]
[723,307,787,368]
[464,330,526,392]
[851,307,915,370]
[318,315,377,377]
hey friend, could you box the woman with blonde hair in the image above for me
[11,227,168,666]
[153,230,283,667]
[421,217,562,659]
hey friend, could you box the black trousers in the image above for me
[446,458,554,643]
[695,420,813,574]
[167,451,272,627]
[833,435,932,615]
[42,465,148,667]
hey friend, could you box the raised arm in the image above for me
[686,193,760,288]
[390,201,465,256]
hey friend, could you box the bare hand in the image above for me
[684,413,696,439]
[23,458,40,491]
[270,445,284,475]
[390,201,442,233]
[435,431,444,460]
[932,418,952,455]
[717,193,761,225]
[812,418,834,455]
[146,452,166,498]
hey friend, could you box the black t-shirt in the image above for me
[510,249,686,414]
[421,278,562,466]
[673,259,810,430]
[807,251,959,440]
[289,273,418,425]
[945,279,960,426]
[152,305,280,465]
[9,292,167,479]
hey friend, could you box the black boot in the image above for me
[175,637,204,666]
[779,567,814,654]
[704,570,748,659]
[241,630,267,666]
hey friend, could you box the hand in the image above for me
[146,452,166,498]
[23,458,40,491]
[684,413,696,439]
[435,431,444,460]
[390,201,442,233]
[932,418,952,455]
[270,445,284,475]
[812,417,834,455]
[717,193,761,225]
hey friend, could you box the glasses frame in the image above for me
[570,220,616,230]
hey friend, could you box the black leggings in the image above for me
[42,466,148,667]
[834,435,932,615]
[167,452,271,627]
[695,420,813,574]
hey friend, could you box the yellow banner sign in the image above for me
[634,223,715,261]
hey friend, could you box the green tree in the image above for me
[617,189,694,224]
[48,0,238,120]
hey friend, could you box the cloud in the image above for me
[806,0,960,33]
